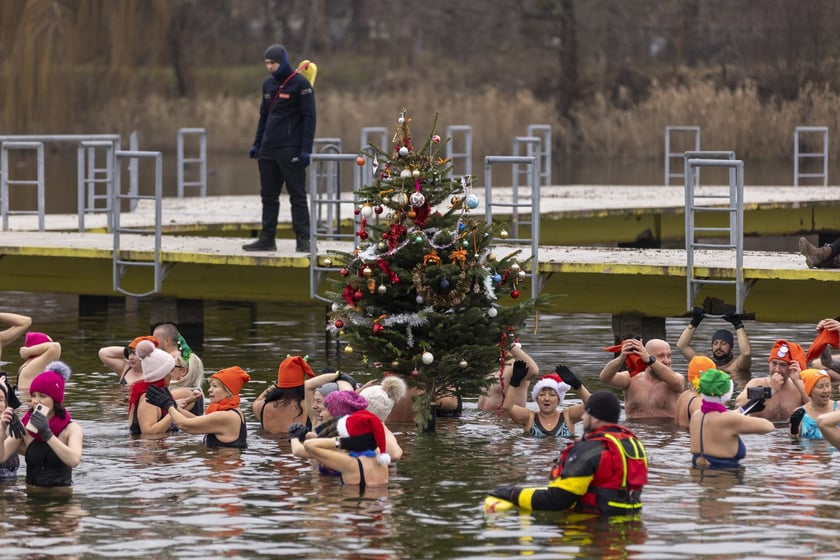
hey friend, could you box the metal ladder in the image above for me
[484,155,542,298]
[0,141,45,231]
[77,140,115,231]
[793,126,829,186]
[665,126,701,186]
[312,138,343,236]
[445,125,472,178]
[112,150,164,297]
[684,157,745,314]
[527,124,552,186]
[176,128,207,197]
[308,152,365,304]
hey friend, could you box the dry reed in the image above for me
[50,78,840,161]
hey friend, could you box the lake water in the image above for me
[0,292,837,559]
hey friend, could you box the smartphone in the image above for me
[25,403,50,432]
[747,386,772,400]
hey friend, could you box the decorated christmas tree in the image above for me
[325,109,542,429]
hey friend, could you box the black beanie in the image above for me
[264,44,287,64]
[712,329,734,347]
[585,391,621,424]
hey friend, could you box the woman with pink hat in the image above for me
[502,361,591,438]
[0,361,83,486]
[17,331,62,396]
[128,340,179,435]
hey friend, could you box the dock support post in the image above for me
[611,313,666,344]
[150,298,204,352]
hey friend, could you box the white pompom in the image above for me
[377,452,392,466]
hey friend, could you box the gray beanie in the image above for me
[264,44,287,64]
[317,382,339,398]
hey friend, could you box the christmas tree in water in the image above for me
[326,109,542,429]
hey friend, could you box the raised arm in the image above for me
[98,346,128,375]
[676,309,704,360]
[725,313,752,372]
[501,360,535,430]
[0,313,31,350]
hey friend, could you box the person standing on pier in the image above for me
[798,237,840,268]
[599,337,685,419]
[243,43,316,253]
[676,309,752,388]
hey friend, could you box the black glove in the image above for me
[723,312,744,330]
[0,375,20,410]
[287,422,308,442]
[264,385,284,403]
[555,364,582,390]
[789,406,805,434]
[335,371,359,389]
[299,151,311,167]
[28,410,52,442]
[509,360,528,388]
[248,144,260,159]
[690,307,705,328]
[488,485,518,502]
[742,398,767,417]
[145,385,176,411]
[339,433,378,451]
[7,411,24,439]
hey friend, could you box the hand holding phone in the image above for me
[26,404,52,441]
[746,386,772,400]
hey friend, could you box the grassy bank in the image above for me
[92,79,840,161]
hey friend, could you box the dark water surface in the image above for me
[0,292,838,559]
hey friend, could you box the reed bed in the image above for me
[44,79,840,160]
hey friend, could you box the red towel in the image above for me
[603,344,647,377]
[805,329,840,363]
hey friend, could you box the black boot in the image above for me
[243,236,276,252]
[295,236,311,252]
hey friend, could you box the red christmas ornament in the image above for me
[355,156,366,166]
[374,205,383,214]
[411,368,420,377]
[358,230,368,240]
[340,268,349,277]
[373,323,384,334]
[511,289,520,299]
[334,319,344,329]
[353,290,363,301]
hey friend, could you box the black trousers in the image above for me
[257,146,310,238]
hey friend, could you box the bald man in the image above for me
[599,338,685,419]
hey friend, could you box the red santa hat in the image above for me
[337,409,391,465]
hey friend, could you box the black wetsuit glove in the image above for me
[690,307,705,328]
[789,407,805,434]
[145,385,176,411]
[339,433,378,451]
[264,385,284,403]
[723,312,744,330]
[8,411,25,439]
[555,365,582,390]
[489,485,519,503]
[287,422,308,442]
[28,410,52,442]
[509,360,529,388]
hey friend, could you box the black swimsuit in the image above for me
[205,410,247,449]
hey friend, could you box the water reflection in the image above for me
[0,292,839,558]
